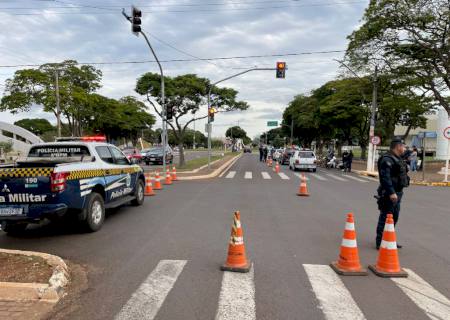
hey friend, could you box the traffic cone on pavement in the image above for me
[369,214,408,277]
[274,162,280,173]
[269,158,273,167]
[144,173,155,196]
[297,173,310,196]
[164,169,173,185]
[171,166,178,181]
[330,213,367,275]
[221,211,251,273]
[153,171,163,190]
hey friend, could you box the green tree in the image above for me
[225,126,247,140]
[1,60,102,136]
[346,0,449,116]
[136,73,249,166]
[14,118,54,136]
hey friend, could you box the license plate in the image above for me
[150,158,156,161]
[0,207,24,216]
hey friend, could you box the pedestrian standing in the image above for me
[263,146,268,162]
[375,138,410,250]
[342,150,349,172]
[259,145,264,162]
[347,150,354,172]
[410,147,418,171]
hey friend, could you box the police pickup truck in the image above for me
[0,136,145,234]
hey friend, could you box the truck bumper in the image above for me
[0,204,68,222]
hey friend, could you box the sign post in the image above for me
[443,127,450,182]
[370,136,381,172]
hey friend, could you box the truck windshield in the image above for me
[28,145,91,158]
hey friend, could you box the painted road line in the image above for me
[392,268,450,320]
[343,175,368,183]
[278,172,290,180]
[215,265,255,320]
[310,173,327,181]
[326,173,349,182]
[115,260,187,320]
[359,175,378,182]
[303,264,366,320]
[225,171,236,179]
[261,172,271,179]
[245,172,253,179]
[293,173,310,181]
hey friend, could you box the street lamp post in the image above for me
[207,67,276,169]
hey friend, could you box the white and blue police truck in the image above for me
[0,136,145,234]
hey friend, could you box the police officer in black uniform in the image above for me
[375,138,410,250]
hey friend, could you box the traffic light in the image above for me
[276,61,286,79]
[208,107,216,122]
[166,105,174,120]
[131,6,142,34]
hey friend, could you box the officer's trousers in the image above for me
[376,191,403,246]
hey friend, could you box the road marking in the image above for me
[261,172,271,179]
[115,260,187,320]
[303,264,366,320]
[293,172,310,181]
[215,265,255,320]
[343,175,368,183]
[310,173,327,181]
[245,171,252,179]
[326,173,349,182]
[359,175,378,182]
[392,268,450,320]
[278,172,290,180]
[225,171,236,179]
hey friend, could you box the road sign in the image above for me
[371,135,381,146]
[444,127,450,140]
[267,121,278,127]
[418,131,437,139]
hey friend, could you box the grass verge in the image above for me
[178,152,236,171]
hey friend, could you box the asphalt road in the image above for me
[141,150,222,168]
[0,154,449,319]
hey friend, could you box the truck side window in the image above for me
[95,146,114,164]
[109,147,130,165]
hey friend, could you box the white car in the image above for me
[273,148,284,161]
[289,150,317,172]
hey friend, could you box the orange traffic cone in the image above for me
[269,158,273,167]
[144,173,155,196]
[274,162,280,173]
[297,173,310,196]
[164,169,173,185]
[171,166,178,181]
[330,213,367,275]
[153,171,163,190]
[369,214,408,277]
[221,211,251,273]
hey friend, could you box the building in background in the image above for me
[0,121,43,155]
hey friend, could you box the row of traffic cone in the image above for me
[220,211,408,278]
[144,166,178,196]
[331,213,408,277]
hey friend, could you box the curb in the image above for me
[0,249,69,303]
[178,153,242,180]
[354,170,450,187]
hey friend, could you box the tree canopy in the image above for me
[14,118,54,136]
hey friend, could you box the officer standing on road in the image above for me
[375,138,410,250]
[259,144,264,162]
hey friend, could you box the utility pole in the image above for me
[193,117,196,150]
[290,118,294,145]
[122,8,167,173]
[55,70,61,137]
[367,65,378,173]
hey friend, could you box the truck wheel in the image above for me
[2,222,28,236]
[82,193,105,232]
[131,179,145,206]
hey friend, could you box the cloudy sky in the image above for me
[0,0,368,139]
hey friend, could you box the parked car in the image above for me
[280,148,296,165]
[140,148,151,157]
[289,149,317,172]
[122,148,142,163]
[243,146,252,153]
[142,147,174,165]
[273,148,284,161]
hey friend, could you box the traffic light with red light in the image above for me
[208,107,216,122]
[132,6,142,34]
[276,62,286,79]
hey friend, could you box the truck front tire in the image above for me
[2,222,28,236]
[131,179,145,206]
[81,192,105,232]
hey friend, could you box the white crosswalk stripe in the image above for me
[325,173,349,182]
[392,268,450,320]
[310,173,327,181]
[261,172,271,179]
[245,171,252,179]
[278,172,290,180]
[225,171,236,179]
[342,175,368,183]
[215,265,256,320]
[115,260,187,320]
[303,264,366,320]
[293,172,310,181]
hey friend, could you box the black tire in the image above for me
[131,179,145,206]
[2,222,28,235]
[313,168,317,172]
[81,192,105,232]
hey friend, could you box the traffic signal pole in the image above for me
[207,67,276,169]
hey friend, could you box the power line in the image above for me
[0,49,345,68]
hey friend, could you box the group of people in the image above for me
[402,146,419,172]
[325,149,354,172]
[259,145,269,162]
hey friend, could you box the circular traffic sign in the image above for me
[444,126,450,140]
[371,135,381,145]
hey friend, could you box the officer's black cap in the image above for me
[390,137,405,149]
